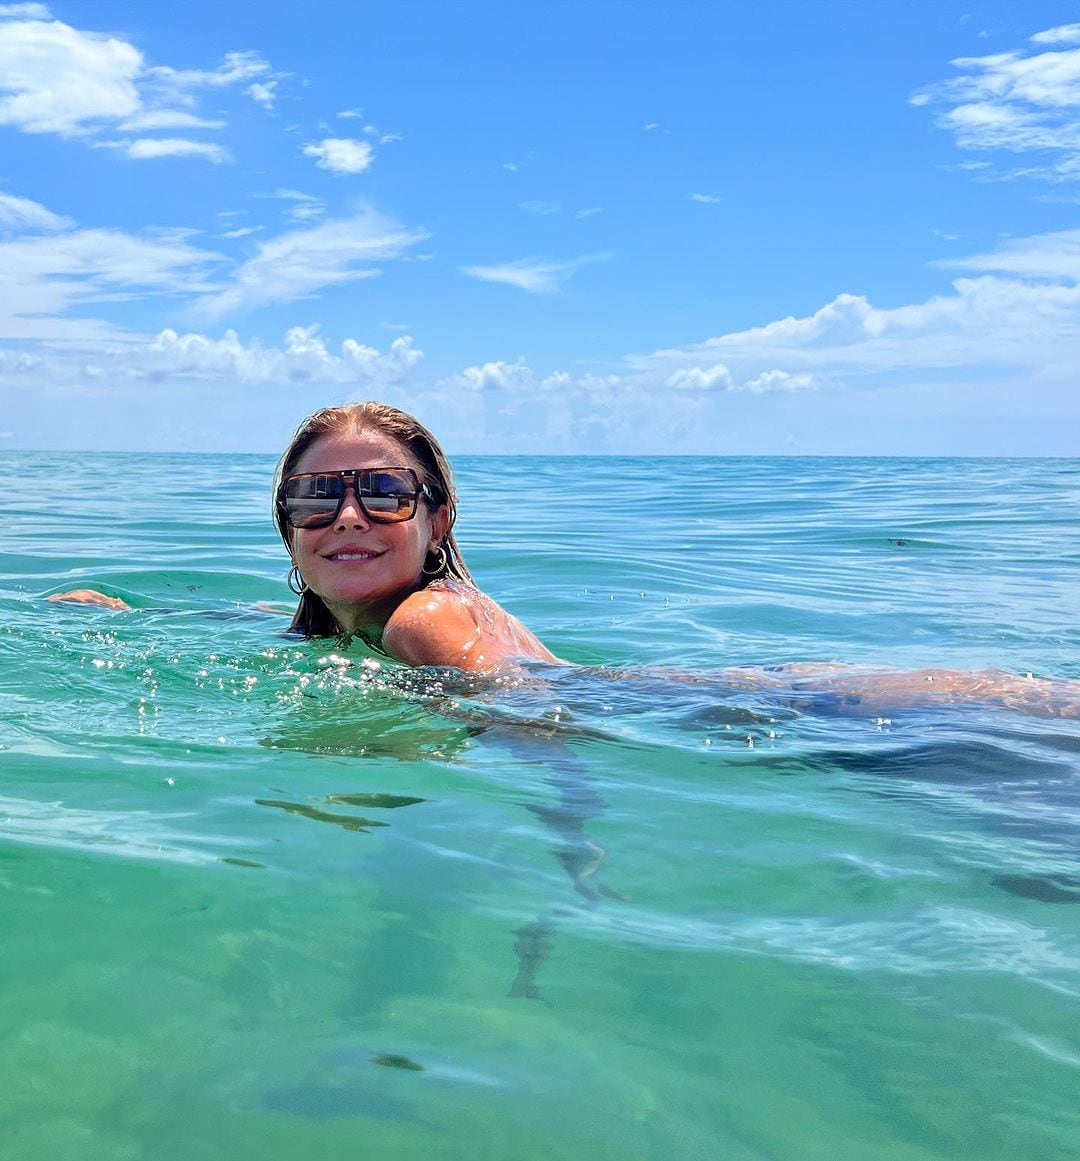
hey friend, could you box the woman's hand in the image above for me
[46,590,131,611]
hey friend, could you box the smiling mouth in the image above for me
[327,551,381,562]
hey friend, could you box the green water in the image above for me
[1,454,1078,1159]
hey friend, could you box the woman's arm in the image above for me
[46,590,131,611]
[758,664,1079,718]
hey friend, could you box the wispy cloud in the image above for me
[627,229,1080,390]
[145,49,271,93]
[106,137,231,163]
[938,227,1080,280]
[0,4,52,18]
[575,207,602,219]
[0,194,428,339]
[461,252,611,294]
[219,225,263,239]
[262,188,320,202]
[118,110,224,131]
[289,203,325,222]
[0,205,222,340]
[0,191,73,232]
[689,192,721,204]
[912,23,1080,180]
[193,209,429,318]
[301,137,373,174]
[255,187,326,221]
[1030,23,1080,46]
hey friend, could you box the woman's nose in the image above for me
[335,483,370,529]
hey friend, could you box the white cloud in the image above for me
[665,364,733,390]
[301,137,374,174]
[0,326,423,391]
[742,369,817,393]
[145,50,271,93]
[289,202,326,222]
[933,226,1077,280]
[0,198,427,342]
[0,191,72,231]
[689,192,721,204]
[452,358,535,392]
[0,223,222,340]
[219,225,263,239]
[193,209,429,318]
[436,358,585,396]
[0,4,52,18]
[112,137,231,163]
[247,80,277,108]
[940,226,1080,280]
[143,326,421,384]
[0,9,142,135]
[1030,23,1080,46]
[337,107,363,119]
[913,25,1080,180]
[628,230,1080,391]
[118,110,223,131]
[461,252,610,294]
[255,187,326,221]
[575,207,602,219]
[0,8,276,161]
[263,187,320,202]
[663,364,815,392]
[503,162,518,172]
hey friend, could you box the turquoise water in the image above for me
[1,452,1079,1160]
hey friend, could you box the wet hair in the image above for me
[272,401,473,637]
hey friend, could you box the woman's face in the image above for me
[288,428,448,631]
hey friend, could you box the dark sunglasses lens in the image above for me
[360,470,419,522]
[283,474,344,528]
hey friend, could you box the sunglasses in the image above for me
[280,467,433,529]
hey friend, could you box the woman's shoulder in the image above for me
[381,580,484,668]
[381,579,560,671]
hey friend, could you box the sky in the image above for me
[1,0,1079,455]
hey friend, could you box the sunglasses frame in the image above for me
[279,466,434,529]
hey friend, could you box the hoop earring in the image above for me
[421,545,448,578]
[288,564,308,595]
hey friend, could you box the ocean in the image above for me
[1,451,1078,1160]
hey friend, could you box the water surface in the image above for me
[1,453,1078,1160]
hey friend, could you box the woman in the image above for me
[270,400,560,670]
[48,401,1076,714]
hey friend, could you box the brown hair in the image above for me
[272,401,473,637]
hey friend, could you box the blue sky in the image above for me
[1,0,1078,454]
